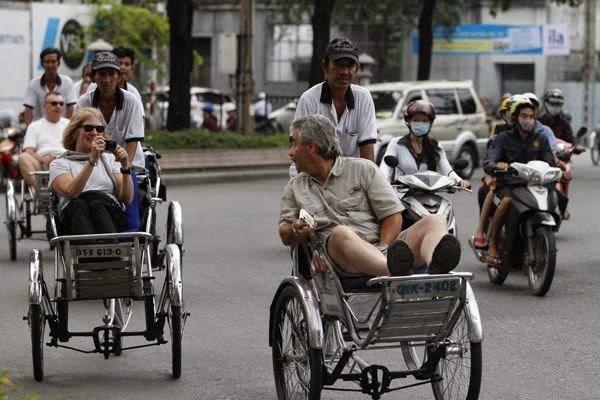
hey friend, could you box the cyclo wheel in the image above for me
[5,194,16,261]
[431,308,482,400]
[28,304,45,382]
[170,304,182,379]
[527,226,556,296]
[272,285,323,400]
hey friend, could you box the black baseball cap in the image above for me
[324,38,359,63]
[92,51,120,71]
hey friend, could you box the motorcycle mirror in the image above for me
[383,155,399,168]
[576,126,588,137]
[453,158,469,173]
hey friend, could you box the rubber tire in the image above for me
[528,226,556,296]
[272,285,323,400]
[432,309,482,400]
[29,304,45,382]
[170,304,182,379]
[487,266,508,285]
[7,220,16,261]
[456,144,477,179]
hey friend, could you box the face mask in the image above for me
[518,118,535,132]
[546,104,562,116]
[410,122,431,137]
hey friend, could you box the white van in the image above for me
[368,80,488,178]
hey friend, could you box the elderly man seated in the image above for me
[19,91,68,187]
[278,114,461,277]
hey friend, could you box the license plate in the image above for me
[394,279,460,298]
[72,247,125,258]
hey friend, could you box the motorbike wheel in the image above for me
[527,226,556,296]
[487,266,508,285]
[456,144,477,179]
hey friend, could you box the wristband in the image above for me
[120,167,131,175]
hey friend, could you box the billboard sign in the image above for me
[0,9,30,112]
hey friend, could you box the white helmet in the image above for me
[522,92,539,107]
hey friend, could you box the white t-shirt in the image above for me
[49,153,121,212]
[23,74,77,121]
[76,88,145,168]
[294,81,377,157]
[87,81,143,110]
[22,117,69,157]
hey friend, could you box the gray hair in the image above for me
[290,114,340,159]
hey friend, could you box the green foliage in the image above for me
[490,0,583,16]
[87,0,169,77]
[145,130,290,150]
[0,371,39,400]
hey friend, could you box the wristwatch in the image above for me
[120,167,131,175]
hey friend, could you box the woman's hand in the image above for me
[460,179,471,190]
[114,145,130,169]
[90,136,105,165]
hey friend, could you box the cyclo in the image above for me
[269,240,483,400]
[25,148,188,381]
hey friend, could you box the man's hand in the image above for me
[292,217,316,241]
[496,162,509,171]
[563,170,573,181]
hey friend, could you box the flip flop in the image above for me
[473,235,488,250]
[484,253,502,267]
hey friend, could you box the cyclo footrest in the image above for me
[92,326,121,358]
[360,365,392,399]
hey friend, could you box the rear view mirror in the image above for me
[576,126,588,138]
[454,158,469,173]
[383,155,399,168]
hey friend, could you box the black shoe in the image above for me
[428,234,461,274]
[387,240,414,276]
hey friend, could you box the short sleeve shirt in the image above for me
[87,81,144,113]
[279,157,404,245]
[49,153,121,212]
[23,74,77,121]
[77,88,145,168]
[22,117,69,156]
[294,82,377,157]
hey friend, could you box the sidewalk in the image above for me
[159,148,289,185]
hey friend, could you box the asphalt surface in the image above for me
[1,157,600,399]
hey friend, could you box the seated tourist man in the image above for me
[19,91,68,187]
[279,114,461,277]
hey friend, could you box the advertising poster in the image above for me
[0,9,30,112]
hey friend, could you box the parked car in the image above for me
[367,80,488,178]
[144,86,235,130]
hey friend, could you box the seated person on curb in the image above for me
[379,100,470,189]
[481,97,556,265]
[49,107,133,235]
[19,91,69,188]
[279,114,462,277]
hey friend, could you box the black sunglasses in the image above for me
[47,101,64,107]
[81,124,106,133]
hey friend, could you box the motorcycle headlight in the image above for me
[529,169,543,185]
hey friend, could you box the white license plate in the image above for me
[72,247,125,258]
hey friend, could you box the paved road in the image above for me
[1,158,600,399]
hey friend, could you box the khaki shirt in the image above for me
[280,157,404,244]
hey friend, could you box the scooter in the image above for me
[0,126,24,183]
[383,156,470,236]
[469,161,562,296]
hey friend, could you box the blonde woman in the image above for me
[49,107,133,235]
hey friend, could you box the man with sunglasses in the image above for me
[291,38,377,177]
[77,51,145,230]
[23,48,76,125]
[19,91,68,187]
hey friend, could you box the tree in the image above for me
[308,0,335,86]
[166,0,193,130]
[417,0,436,80]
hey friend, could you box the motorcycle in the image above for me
[383,156,470,236]
[0,126,24,183]
[469,161,562,296]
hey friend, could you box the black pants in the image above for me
[60,191,127,235]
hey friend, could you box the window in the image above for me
[267,25,313,82]
[426,89,459,115]
[371,90,401,117]
[457,89,477,114]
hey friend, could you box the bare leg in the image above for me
[18,152,41,187]
[326,226,389,276]
[399,215,448,265]
[488,197,511,258]
[475,190,495,240]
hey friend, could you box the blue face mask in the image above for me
[410,122,431,137]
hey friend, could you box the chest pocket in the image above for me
[338,186,366,211]
[338,129,359,156]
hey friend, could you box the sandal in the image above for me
[484,253,502,267]
[473,235,488,250]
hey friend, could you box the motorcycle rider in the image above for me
[482,97,556,265]
[379,100,470,190]
[538,88,574,144]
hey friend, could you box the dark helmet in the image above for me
[543,88,564,105]
[403,100,436,123]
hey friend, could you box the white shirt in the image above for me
[23,74,77,121]
[87,81,143,110]
[294,81,377,157]
[252,98,272,117]
[22,117,69,157]
[379,136,461,181]
[76,88,145,168]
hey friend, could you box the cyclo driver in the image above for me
[279,114,462,277]
[482,97,556,265]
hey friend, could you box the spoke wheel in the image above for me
[272,285,323,400]
[5,194,16,261]
[527,226,556,296]
[456,145,476,179]
[432,309,482,400]
[29,304,45,381]
[169,304,182,379]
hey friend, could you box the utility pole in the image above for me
[238,0,254,133]
[583,0,596,131]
